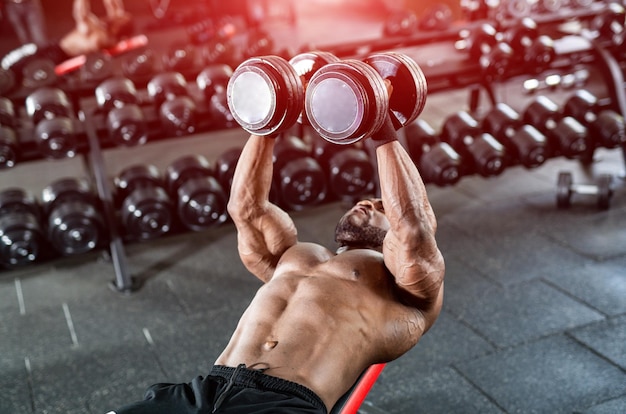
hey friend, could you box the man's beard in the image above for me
[334,214,387,249]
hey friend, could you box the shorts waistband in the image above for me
[210,365,327,412]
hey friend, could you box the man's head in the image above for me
[335,199,390,251]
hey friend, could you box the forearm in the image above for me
[374,120,437,238]
[227,134,297,282]
[227,134,275,218]
[374,120,443,306]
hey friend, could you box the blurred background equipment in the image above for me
[42,177,105,256]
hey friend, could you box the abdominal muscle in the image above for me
[215,253,414,410]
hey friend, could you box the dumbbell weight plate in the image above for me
[34,117,77,159]
[215,147,242,192]
[597,174,613,210]
[0,68,17,95]
[81,53,114,83]
[0,126,18,169]
[227,55,304,136]
[418,4,453,31]
[47,201,103,255]
[0,212,43,267]
[163,44,196,72]
[288,51,340,124]
[593,111,626,148]
[363,52,427,129]
[306,60,388,144]
[122,49,157,79]
[22,58,58,89]
[0,188,41,221]
[556,171,573,208]
[147,72,189,107]
[165,154,213,195]
[159,96,197,136]
[278,157,327,211]
[177,176,228,231]
[505,0,533,19]
[122,186,172,240]
[383,10,418,37]
[115,164,163,201]
[0,97,16,128]
[327,149,375,198]
[421,142,462,186]
[289,52,341,80]
[25,87,72,124]
[95,77,139,112]
[107,104,148,146]
[42,177,102,254]
[197,64,233,101]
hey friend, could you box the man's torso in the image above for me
[215,242,423,410]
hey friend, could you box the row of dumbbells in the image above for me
[0,154,230,269]
[0,21,276,97]
[464,0,619,21]
[458,2,625,81]
[0,180,105,269]
[0,135,379,269]
[0,64,238,168]
[404,90,626,186]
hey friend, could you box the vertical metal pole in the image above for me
[592,44,626,176]
[79,109,137,293]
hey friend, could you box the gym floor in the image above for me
[1,1,625,413]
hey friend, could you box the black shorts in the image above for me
[110,364,328,414]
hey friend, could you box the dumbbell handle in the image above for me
[571,183,601,195]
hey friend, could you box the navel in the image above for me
[352,269,360,278]
[263,341,278,351]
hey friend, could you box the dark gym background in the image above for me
[1,1,625,413]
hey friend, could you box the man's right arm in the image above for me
[227,135,298,283]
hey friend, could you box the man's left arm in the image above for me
[373,118,445,331]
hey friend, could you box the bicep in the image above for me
[232,203,297,282]
[383,225,445,313]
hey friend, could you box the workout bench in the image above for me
[331,363,386,414]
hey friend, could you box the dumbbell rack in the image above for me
[1,0,624,290]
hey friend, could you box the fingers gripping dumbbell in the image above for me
[165,155,228,231]
[441,111,506,177]
[562,90,626,150]
[556,171,614,210]
[404,118,462,186]
[115,165,172,241]
[147,72,197,137]
[42,178,105,255]
[95,77,149,147]
[25,87,78,159]
[0,188,44,267]
[305,52,427,144]
[227,55,305,137]
[524,96,590,159]
[0,98,19,169]
[482,103,548,168]
[273,134,328,211]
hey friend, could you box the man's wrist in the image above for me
[370,115,398,149]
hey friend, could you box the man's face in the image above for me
[335,199,390,249]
